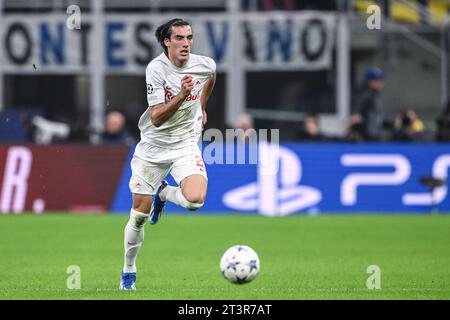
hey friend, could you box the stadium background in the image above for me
[0,0,448,215]
[0,0,450,301]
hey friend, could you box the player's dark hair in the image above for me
[155,19,191,54]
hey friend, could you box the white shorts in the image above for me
[129,144,207,195]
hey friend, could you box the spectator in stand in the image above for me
[234,113,256,143]
[100,110,135,146]
[296,113,327,141]
[436,100,450,141]
[391,108,425,142]
[351,67,385,141]
[344,114,366,143]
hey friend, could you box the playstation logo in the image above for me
[222,143,322,216]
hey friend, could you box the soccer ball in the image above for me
[220,245,260,284]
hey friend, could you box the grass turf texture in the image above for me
[0,214,449,300]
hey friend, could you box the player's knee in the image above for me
[184,193,205,205]
[180,190,205,210]
[182,193,204,210]
[129,209,149,229]
[132,194,152,213]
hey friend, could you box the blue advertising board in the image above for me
[112,143,450,215]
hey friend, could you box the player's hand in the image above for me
[180,75,194,98]
[202,109,207,128]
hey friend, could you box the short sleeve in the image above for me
[206,57,216,77]
[145,63,165,107]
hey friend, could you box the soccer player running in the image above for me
[120,19,216,290]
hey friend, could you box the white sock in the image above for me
[123,209,148,273]
[160,186,203,210]
[159,185,176,202]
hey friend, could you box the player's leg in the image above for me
[180,174,207,209]
[121,157,169,289]
[160,150,208,211]
[121,193,151,290]
[159,175,207,210]
[123,193,151,274]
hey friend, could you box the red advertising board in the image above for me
[0,145,129,213]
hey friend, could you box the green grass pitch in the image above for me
[0,213,449,300]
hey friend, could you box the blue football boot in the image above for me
[119,272,136,290]
[148,180,168,225]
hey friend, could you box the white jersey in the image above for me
[134,53,216,160]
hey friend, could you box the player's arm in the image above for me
[200,73,216,127]
[201,73,216,112]
[150,75,194,127]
